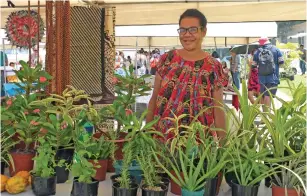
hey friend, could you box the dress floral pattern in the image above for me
[154,50,228,139]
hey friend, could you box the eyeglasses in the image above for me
[177,26,203,35]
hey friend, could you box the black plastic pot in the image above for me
[160,177,170,190]
[110,174,136,184]
[31,175,57,196]
[141,184,168,196]
[112,182,138,196]
[225,171,236,187]
[204,176,218,196]
[55,147,74,183]
[1,161,5,174]
[71,178,99,196]
[55,165,70,183]
[231,181,259,196]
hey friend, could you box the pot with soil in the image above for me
[89,159,108,181]
[55,147,74,183]
[71,178,99,196]
[170,170,183,195]
[231,180,260,196]
[141,184,168,196]
[31,175,57,196]
[272,185,303,196]
[112,182,138,196]
[9,150,35,176]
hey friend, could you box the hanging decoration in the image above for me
[5,10,45,49]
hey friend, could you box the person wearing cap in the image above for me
[253,37,284,112]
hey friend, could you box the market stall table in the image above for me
[1,173,272,196]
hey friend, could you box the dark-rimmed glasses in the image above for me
[177,27,203,35]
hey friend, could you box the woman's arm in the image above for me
[146,73,162,123]
[213,87,226,140]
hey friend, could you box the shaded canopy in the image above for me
[1,0,306,28]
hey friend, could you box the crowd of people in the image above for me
[114,48,161,76]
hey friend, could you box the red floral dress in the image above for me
[154,50,228,140]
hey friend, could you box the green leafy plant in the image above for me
[14,60,52,99]
[86,136,111,160]
[0,128,18,168]
[32,137,66,178]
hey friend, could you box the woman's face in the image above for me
[179,17,206,52]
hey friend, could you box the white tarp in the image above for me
[1,0,306,28]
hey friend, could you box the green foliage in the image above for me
[0,128,18,168]
[14,60,52,99]
[71,150,97,183]
[32,137,66,178]
[137,151,160,188]
[276,42,301,70]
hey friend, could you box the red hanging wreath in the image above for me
[5,10,45,49]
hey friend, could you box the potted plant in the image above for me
[137,151,168,196]
[271,150,306,196]
[70,149,99,196]
[258,81,306,195]
[31,137,66,196]
[2,61,51,176]
[0,127,17,174]
[30,86,96,183]
[99,65,152,167]
[86,135,112,181]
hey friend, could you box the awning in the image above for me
[1,0,306,28]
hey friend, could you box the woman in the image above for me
[146,9,228,141]
[248,49,260,104]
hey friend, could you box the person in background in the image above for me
[136,49,148,76]
[247,49,260,104]
[298,44,306,75]
[150,49,160,75]
[146,9,228,141]
[230,50,241,90]
[212,51,221,62]
[30,48,42,68]
[6,62,18,82]
[253,37,284,112]
[127,56,132,65]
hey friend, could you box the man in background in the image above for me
[230,50,241,90]
[298,44,306,75]
[253,37,284,112]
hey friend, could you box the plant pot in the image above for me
[55,147,74,183]
[9,151,35,176]
[89,159,108,181]
[71,178,99,196]
[170,171,183,195]
[141,184,168,196]
[110,174,136,184]
[272,185,303,196]
[231,181,259,196]
[31,175,56,196]
[181,188,205,196]
[112,182,138,196]
[107,158,115,172]
[225,171,236,187]
[204,176,218,196]
[114,160,142,184]
[114,133,128,160]
[1,161,5,174]
[55,165,70,183]
[160,177,170,190]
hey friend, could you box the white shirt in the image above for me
[4,66,15,76]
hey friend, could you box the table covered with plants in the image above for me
[1,62,306,196]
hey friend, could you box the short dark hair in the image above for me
[212,51,219,58]
[300,44,304,47]
[179,9,207,28]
